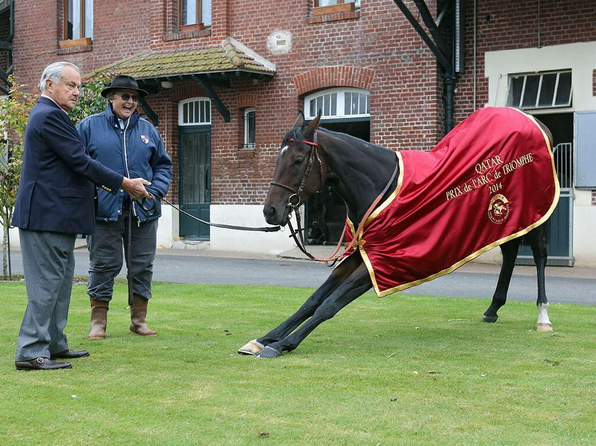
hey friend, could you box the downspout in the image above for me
[473,0,477,110]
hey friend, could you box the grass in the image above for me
[1,280,595,445]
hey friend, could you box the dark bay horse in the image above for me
[239,110,556,358]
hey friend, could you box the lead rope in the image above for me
[160,197,281,232]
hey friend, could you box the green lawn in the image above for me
[1,280,595,445]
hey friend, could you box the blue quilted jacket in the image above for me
[77,104,172,223]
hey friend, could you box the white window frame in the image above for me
[243,108,256,149]
[507,70,572,110]
[304,88,370,120]
[179,98,211,126]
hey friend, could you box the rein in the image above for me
[274,134,399,266]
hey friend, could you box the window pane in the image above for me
[318,0,338,6]
[182,0,197,25]
[85,0,93,38]
[183,103,188,123]
[521,75,540,108]
[323,94,330,116]
[331,93,337,116]
[67,0,81,39]
[359,93,366,114]
[555,72,572,106]
[202,0,212,26]
[507,76,524,107]
[245,109,256,147]
[310,99,316,117]
[344,92,352,115]
[538,73,557,107]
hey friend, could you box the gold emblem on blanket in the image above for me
[488,194,510,224]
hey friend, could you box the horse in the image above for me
[239,108,559,359]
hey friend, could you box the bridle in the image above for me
[270,133,399,266]
[269,134,324,208]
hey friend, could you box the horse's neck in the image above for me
[319,132,397,221]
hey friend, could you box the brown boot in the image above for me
[88,299,109,340]
[130,296,157,337]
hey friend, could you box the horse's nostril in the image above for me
[264,206,277,219]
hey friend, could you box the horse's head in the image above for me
[263,112,326,226]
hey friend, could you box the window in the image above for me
[315,0,360,6]
[179,98,211,126]
[313,0,360,15]
[243,108,256,149]
[180,0,212,29]
[304,88,370,120]
[507,70,572,110]
[64,0,93,41]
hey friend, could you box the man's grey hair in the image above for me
[38,61,80,93]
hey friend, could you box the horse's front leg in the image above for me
[258,261,372,358]
[529,226,553,332]
[238,253,363,356]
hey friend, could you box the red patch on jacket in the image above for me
[344,107,560,297]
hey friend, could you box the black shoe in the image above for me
[50,349,90,359]
[15,357,72,371]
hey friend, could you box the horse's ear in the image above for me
[303,112,321,141]
[292,111,305,129]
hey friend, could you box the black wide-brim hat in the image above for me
[101,75,148,98]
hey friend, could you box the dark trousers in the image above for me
[87,214,158,302]
[15,229,76,361]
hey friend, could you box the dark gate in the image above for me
[179,126,211,240]
[517,141,574,266]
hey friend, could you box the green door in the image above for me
[179,126,211,240]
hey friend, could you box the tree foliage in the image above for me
[71,70,114,125]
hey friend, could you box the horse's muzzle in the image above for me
[263,203,291,226]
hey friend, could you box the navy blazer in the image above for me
[12,97,124,235]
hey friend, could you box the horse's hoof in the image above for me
[238,339,264,356]
[482,315,498,323]
[258,346,282,358]
[537,323,554,332]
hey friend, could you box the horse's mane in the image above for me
[317,127,393,154]
[283,125,392,155]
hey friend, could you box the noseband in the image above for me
[270,134,324,209]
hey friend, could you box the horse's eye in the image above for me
[294,157,305,166]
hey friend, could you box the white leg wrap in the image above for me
[536,303,553,332]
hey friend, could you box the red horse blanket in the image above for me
[344,107,560,297]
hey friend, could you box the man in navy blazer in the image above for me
[12,61,152,370]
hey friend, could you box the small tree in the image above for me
[71,70,114,125]
[0,76,37,279]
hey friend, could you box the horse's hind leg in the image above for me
[483,238,521,323]
[238,254,363,355]
[528,225,553,332]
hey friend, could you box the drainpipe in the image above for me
[444,72,456,132]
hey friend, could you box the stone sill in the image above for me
[164,28,212,42]
[308,10,360,24]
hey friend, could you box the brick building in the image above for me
[2,0,596,266]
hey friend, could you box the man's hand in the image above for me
[121,177,152,200]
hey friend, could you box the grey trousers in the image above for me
[15,229,76,361]
[87,215,158,302]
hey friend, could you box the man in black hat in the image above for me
[77,75,172,340]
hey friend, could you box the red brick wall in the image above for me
[455,0,596,123]
[16,1,595,208]
[13,0,152,88]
